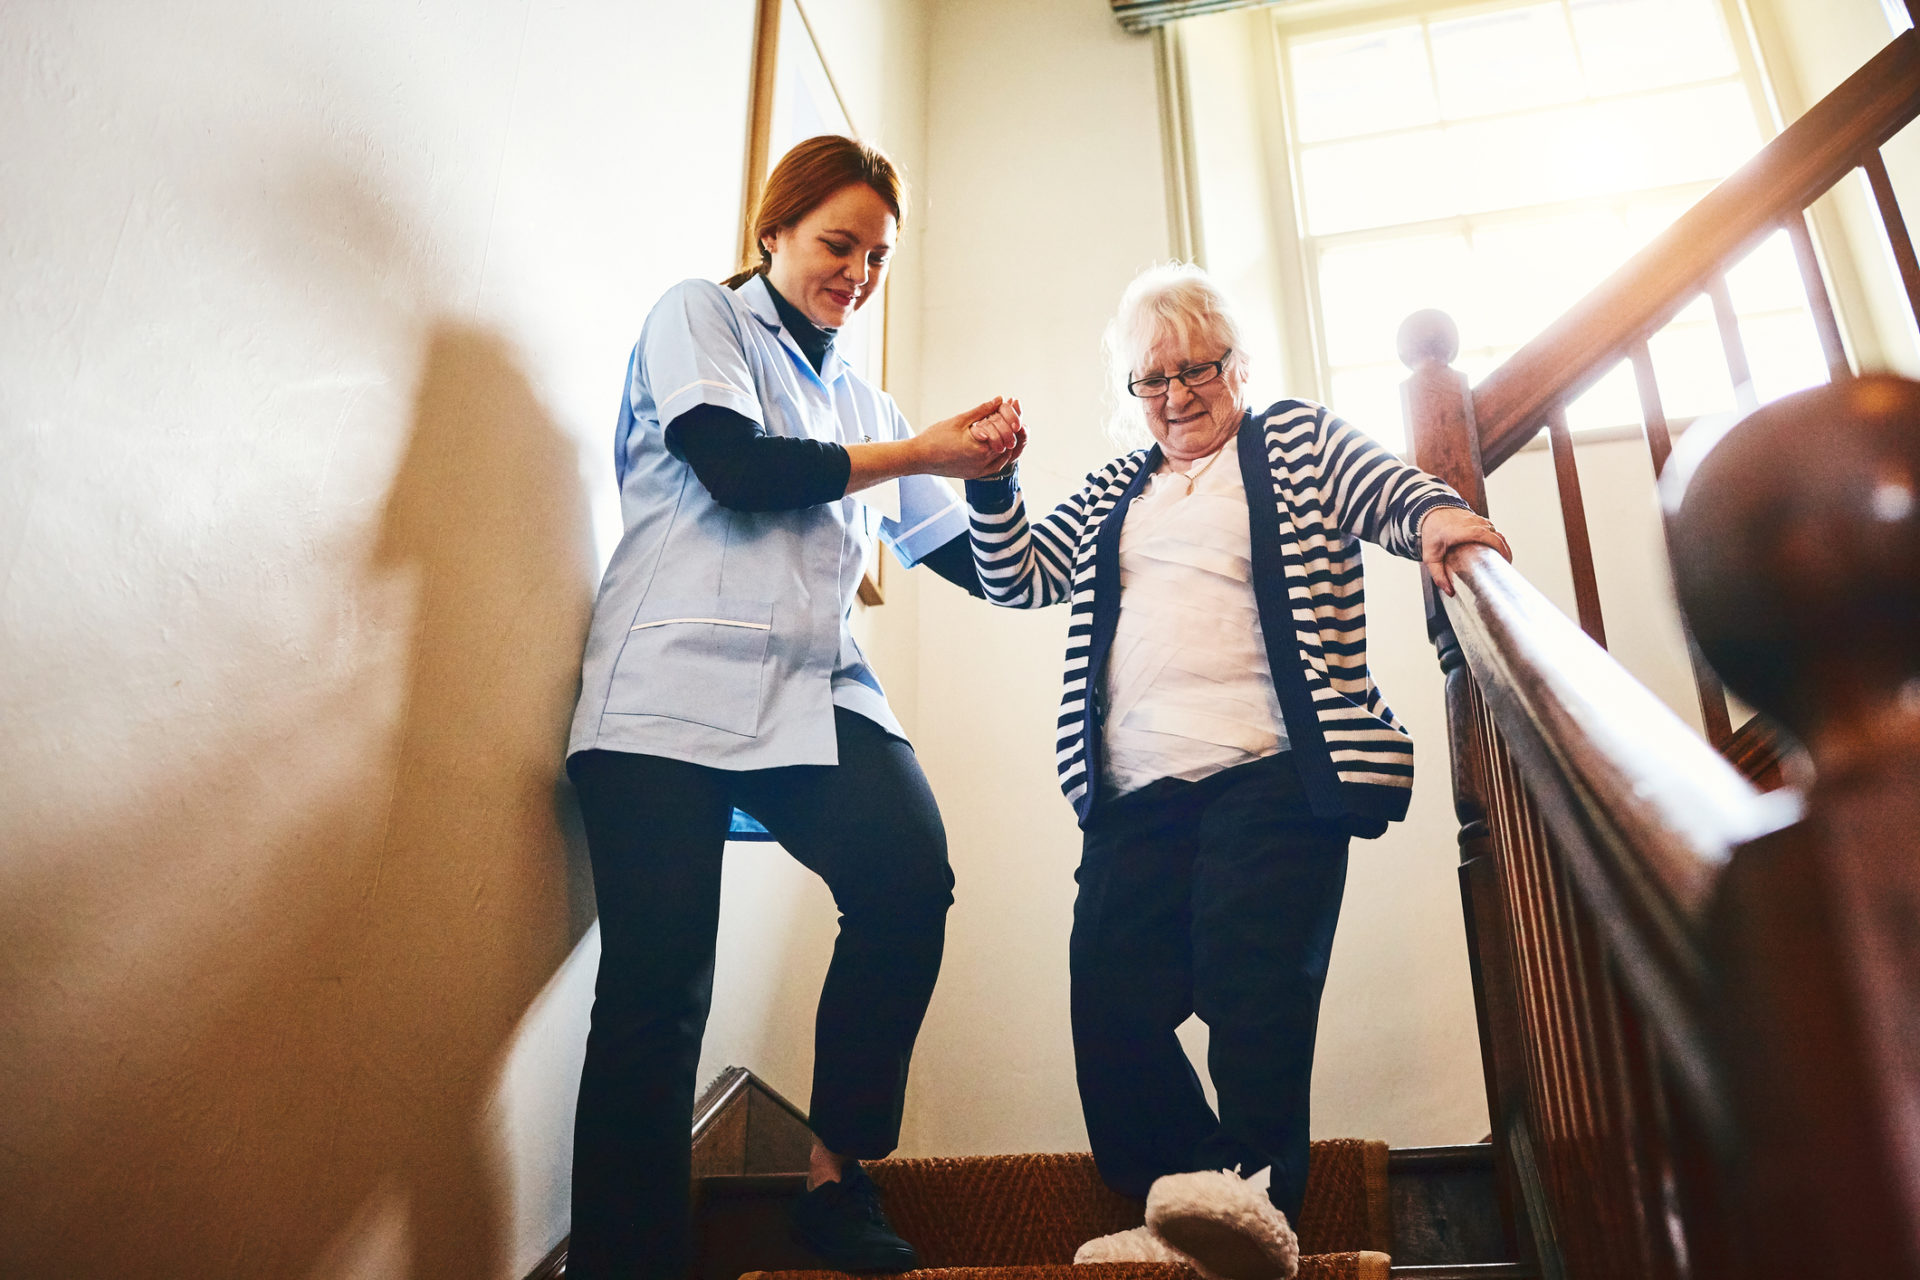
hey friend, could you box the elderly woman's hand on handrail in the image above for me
[1420,506,1513,597]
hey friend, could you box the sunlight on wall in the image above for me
[0,1,917,1276]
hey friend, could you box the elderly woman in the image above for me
[965,265,1507,1276]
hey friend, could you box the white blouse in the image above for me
[1101,445,1290,796]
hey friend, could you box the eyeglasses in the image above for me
[1127,350,1232,398]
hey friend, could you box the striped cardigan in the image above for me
[964,399,1470,833]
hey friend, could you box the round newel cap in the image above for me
[1661,374,1920,757]
[1397,309,1460,370]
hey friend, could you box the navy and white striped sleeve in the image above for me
[964,465,1113,609]
[1316,406,1471,558]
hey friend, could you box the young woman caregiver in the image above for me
[563,134,1024,1280]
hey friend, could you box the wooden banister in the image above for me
[1441,546,1784,928]
[1472,29,1920,469]
[1439,544,1793,1153]
[1418,372,1920,1278]
[1397,5,1920,1270]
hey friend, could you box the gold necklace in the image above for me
[1170,443,1228,495]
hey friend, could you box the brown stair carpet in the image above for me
[1292,1138,1391,1257]
[860,1144,1389,1266]
[747,1143,1390,1278]
[863,1152,1145,1266]
[747,1253,1390,1280]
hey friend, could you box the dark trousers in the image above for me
[1070,751,1350,1225]
[565,708,954,1280]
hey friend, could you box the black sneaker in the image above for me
[788,1161,921,1272]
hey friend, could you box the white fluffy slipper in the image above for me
[1145,1170,1300,1280]
[1073,1225,1224,1279]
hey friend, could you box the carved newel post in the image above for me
[1663,373,1920,1274]
[1664,374,1920,776]
[1398,308,1488,517]
[1397,308,1528,1261]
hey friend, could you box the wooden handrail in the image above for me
[1413,370,1920,1277]
[1398,5,1920,1263]
[1473,28,1920,469]
[1440,543,1803,1141]
[1442,547,1789,923]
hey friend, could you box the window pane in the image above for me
[1465,209,1631,348]
[1458,347,1518,387]
[1601,83,1763,189]
[1742,311,1829,405]
[1621,190,1706,247]
[1571,0,1737,96]
[1318,234,1473,367]
[1724,229,1810,315]
[1290,23,1439,143]
[1300,129,1462,234]
[1452,81,1761,212]
[1430,3,1582,120]
[1563,358,1641,431]
[1647,298,1738,420]
[1328,364,1411,451]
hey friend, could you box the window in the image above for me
[1275,0,1831,449]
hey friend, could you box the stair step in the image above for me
[1384,1145,1512,1268]
[748,1257,1391,1280]
[695,1144,1391,1280]
[693,1148,1519,1280]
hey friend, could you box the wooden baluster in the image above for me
[1610,984,1690,1280]
[1398,309,1536,1262]
[1628,341,1675,478]
[1545,405,1607,647]
[1786,215,1852,381]
[1863,151,1920,334]
[1566,899,1668,1280]
[1630,342,1734,748]
[1531,810,1592,1151]
[1485,713,1577,1274]
[1447,641,1532,1264]
[1490,720,1596,1272]
[1704,275,1757,412]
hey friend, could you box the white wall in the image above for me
[0,2,926,1276]
[1750,0,1920,376]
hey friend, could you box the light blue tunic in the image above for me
[568,274,966,769]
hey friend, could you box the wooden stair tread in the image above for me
[700,1144,1389,1267]
[696,1146,1403,1280]
[745,1252,1392,1280]
[681,1077,1508,1280]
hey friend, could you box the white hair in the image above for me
[1101,262,1252,447]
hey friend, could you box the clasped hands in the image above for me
[915,396,1026,480]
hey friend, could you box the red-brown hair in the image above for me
[724,134,906,289]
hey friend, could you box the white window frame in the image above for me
[1256,0,1811,444]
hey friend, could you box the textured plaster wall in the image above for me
[0,2,924,1276]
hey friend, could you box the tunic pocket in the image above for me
[604,596,775,736]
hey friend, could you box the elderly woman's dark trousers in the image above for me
[565,708,954,1280]
[1070,751,1350,1225]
